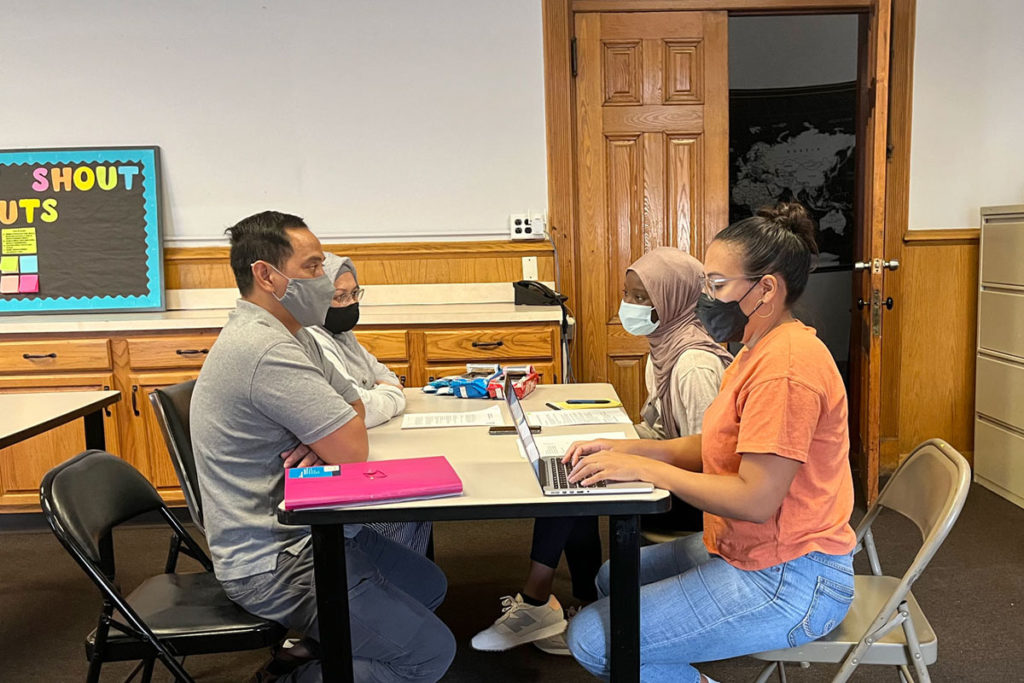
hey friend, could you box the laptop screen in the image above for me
[504,376,542,472]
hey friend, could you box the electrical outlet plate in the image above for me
[522,256,539,280]
[510,212,546,240]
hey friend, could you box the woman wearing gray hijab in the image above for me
[308,253,430,555]
[308,253,407,428]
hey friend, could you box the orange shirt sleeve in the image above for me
[734,377,822,463]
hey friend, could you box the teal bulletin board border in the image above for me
[0,146,164,314]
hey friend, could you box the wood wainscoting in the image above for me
[164,240,556,289]
[880,230,979,472]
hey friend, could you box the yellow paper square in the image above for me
[0,256,18,272]
[2,228,37,255]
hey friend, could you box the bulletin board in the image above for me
[0,147,163,314]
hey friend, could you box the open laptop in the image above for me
[503,376,654,496]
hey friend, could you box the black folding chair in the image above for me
[149,380,203,532]
[41,450,285,682]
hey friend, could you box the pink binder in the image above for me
[283,455,463,510]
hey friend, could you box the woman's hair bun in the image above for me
[755,201,819,255]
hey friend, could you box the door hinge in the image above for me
[571,37,578,77]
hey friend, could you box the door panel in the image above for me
[575,10,727,409]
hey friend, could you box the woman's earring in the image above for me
[756,300,775,319]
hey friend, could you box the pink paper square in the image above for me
[0,275,18,294]
[18,274,39,293]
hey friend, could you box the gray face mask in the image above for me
[262,262,334,328]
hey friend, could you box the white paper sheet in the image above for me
[516,431,627,460]
[401,404,505,429]
[525,408,632,427]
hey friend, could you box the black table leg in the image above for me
[83,409,106,451]
[609,514,641,682]
[312,524,353,683]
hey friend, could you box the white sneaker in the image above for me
[471,594,568,651]
[533,605,578,656]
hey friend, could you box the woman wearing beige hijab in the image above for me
[624,247,733,441]
[621,247,733,538]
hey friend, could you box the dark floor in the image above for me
[1,483,1022,682]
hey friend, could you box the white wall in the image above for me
[1,1,548,245]
[729,15,859,89]
[909,0,1024,229]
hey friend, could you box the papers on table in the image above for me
[526,407,632,427]
[401,405,505,430]
[517,431,626,461]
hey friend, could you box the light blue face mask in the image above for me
[619,301,660,336]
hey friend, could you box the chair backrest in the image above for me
[40,450,167,578]
[854,438,970,634]
[149,380,204,531]
[858,438,971,568]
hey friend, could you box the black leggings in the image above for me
[529,516,602,602]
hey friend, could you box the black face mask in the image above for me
[695,280,762,343]
[323,302,360,334]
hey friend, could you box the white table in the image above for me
[0,390,121,451]
[278,383,670,683]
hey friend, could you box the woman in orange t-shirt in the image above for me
[563,203,856,683]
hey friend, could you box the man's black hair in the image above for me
[226,211,308,295]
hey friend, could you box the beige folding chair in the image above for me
[751,438,970,683]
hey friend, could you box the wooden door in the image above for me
[0,373,119,510]
[849,0,893,504]
[574,10,729,420]
[125,370,199,503]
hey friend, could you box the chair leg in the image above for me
[898,664,914,682]
[902,614,931,683]
[753,662,778,683]
[85,656,103,683]
[776,661,788,683]
[140,656,156,683]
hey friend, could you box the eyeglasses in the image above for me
[699,274,762,299]
[333,286,365,305]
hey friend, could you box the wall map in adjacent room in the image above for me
[0,147,163,314]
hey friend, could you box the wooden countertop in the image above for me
[0,284,565,334]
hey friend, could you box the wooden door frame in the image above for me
[543,0,915,490]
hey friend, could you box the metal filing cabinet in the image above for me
[974,204,1024,508]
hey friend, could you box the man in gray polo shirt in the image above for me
[191,211,455,683]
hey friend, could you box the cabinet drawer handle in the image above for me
[176,348,209,356]
[23,352,57,360]
[131,385,140,416]
[471,340,504,349]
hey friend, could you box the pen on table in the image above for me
[545,402,561,410]
[565,399,611,404]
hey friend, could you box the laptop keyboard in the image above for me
[548,459,607,490]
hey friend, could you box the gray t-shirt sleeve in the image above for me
[250,340,358,444]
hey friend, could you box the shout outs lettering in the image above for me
[0,164,141,225]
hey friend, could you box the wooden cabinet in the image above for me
[124,370,202,503]
[1,319,561,512]
[423,326,556,362]
[125,334,218,370]
[0,338,111,373]
[354,330,411,385]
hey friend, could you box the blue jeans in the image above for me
[223,527,455,682]
[567,533,854,682]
